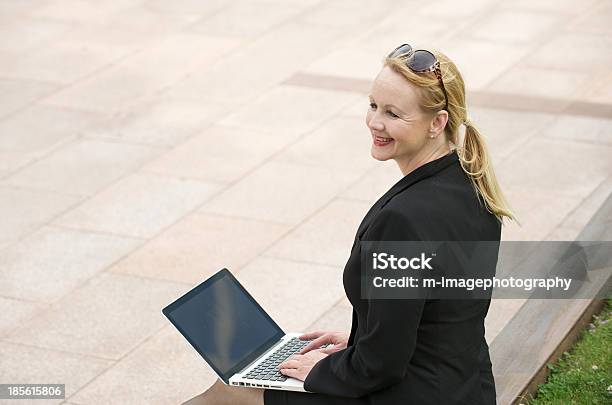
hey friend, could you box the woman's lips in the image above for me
[373,135,394,147]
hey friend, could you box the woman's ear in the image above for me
[429,110,449,135]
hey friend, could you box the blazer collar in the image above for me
[380,150,458,208]
[357,151,459,239]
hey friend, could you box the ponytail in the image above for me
[385,51,515,223]
[459,120,515,222]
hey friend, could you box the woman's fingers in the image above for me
[279,367,299,378]
[298,331,325,340]
[299,335,331,354]
[278,354,301,369]
[319,345,343,354]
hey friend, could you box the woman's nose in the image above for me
[368,117,384,132]
[366,112,384,132]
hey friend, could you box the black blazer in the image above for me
[302,152,501,404]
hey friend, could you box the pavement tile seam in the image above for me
[199,167,361,226]
[153,88,362,173]
[137,122,298,185]
[460,8,570,47]
[295,3,402,36]
[0,339,117,399]
[492,129,557,167]
[305,295,354,331]
[78,101,233,149]
[190,211,295,229]
[0,182,86,200]
[62,325,172,403]
[0,14,76,51]
[488,34,612,97]
[103,267,195,288]
[541,132,612,148]
[0,296,49,338]
[501,0,598,15]
[167,17,372,103]
[304,301,351,335]
[12,132,163,186]
[132,0,231,16]
[105,212,293,286]
[6,220,143,254]
[195,194,355,276]
[0,75,62,88]
[0,77,61,121]
[45,223,148,243]
[0,226,148,312]
[1,144,171,205]
[0,179,94,199]
[257,252,345,272]
[419,0,501,20]
[565,0,612,35]
[258,240,356,269]
[282,72,612,119]
[115,33,244,86]
[216,83,362,136]
[0,235,175,320]
[452,10,609,97]
[544,174,612,241]
[563,100,612,120]
[258,195,372,267]
[246,86,360,146]
[51,175,224,240]
[86,174,286,240]
[136,166,230,187]
[2,271,189,361]
[0,293,41,305]
[496,138,612,199]
[0,338,120,364]
[195,93,371,220]
[0,40,143,87]
[63,323,220,404]
[143,9,345,103]
[415,3,505,52]
[0,186,85,253]
[180,0,323,40]
[336,194,379,205]
[0,104,106,156]
[79,132,181,149]
[35,41,192,113]
[336,167,381,196]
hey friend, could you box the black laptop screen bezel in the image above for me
[162,268,285,384]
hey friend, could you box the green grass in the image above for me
[526,299,611,405]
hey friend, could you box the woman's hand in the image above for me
[278,350,328,382]
[299,331,349,355]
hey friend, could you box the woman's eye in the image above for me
[369,103,377,110]
[387,111,398,118]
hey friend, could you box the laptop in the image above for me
[162,268,312,392]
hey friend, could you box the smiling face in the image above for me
[366,65,448,175]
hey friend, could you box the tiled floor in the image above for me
[0,1,610,404]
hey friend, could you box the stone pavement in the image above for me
[0,0,611,404]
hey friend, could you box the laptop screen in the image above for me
[162,269,285,383]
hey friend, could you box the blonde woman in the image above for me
[187,44,514,405]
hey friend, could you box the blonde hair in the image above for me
[384,50,515,222]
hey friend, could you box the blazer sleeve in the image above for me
[304,208,426,398]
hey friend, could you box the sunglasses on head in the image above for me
[387,44,448,111]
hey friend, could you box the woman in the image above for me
[187,44,514,405]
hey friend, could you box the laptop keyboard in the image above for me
[244,337,312,382]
